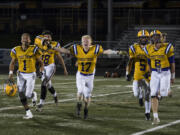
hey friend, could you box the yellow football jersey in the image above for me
[10,45,41,73]
[34,35,61,65]
[70,44,103,75]
[144,43,174,71]
[129,43,149,80]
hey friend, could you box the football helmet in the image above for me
[137,30,149,45]
[150,30,162,37]
[150,30,162,44]
[4,79,17,96]
[137,30,149,37]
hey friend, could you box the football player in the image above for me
[34,30,68,111]
[9,33,44,119]
[53,35,118,119]
[161,33,173,97]
[126,30,151,120]
[144,30,175,124]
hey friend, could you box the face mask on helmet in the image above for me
[24,41,30,47]
[151,34,161,44]
[139,36,148,45]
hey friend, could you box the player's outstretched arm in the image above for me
[56,53,68,76]
[9,58,16,79]
[103,49,119,55]
[54,47,70,54]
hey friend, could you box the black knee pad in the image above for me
[48,86,55,94]
[19,92,27,106]
[41,85,47,100]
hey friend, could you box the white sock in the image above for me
[153,113,158,118]
[40,99,44,105]
[145,100,151,113]
[53,92,57,97]
[145,101,149,113]
[148,100,151,113]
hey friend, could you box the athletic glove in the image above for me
[37,71,43,78]
[144,72,151,79]
[126,74,131,81]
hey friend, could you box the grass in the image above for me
[0,75,180,135]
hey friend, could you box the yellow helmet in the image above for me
[4,79,17,97]
[150,30,162,37]
[137,30,149,37]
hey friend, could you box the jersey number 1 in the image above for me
[81,62,91,72]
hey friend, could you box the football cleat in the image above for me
[23,110,33,119]
[139,98,144,106]
[54,96,58,105]
[36,104,43,112]
[152,117,160,125]
[145,113,151,121]
[3,79,17,97]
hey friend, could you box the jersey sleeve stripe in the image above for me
[165,43,172,54]
[33,46,38,54]
[56,42,60,48]
[130,45,135,54]
[11,48,16,54]
[73,44,77,55]
[95,44,100,54]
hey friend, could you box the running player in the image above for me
[144,30,175,124]
[34,30,68,111]
[53,35,118,119]
[9,33,44,119]
[126,30,151,120]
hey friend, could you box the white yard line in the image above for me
[0,91,132,112]
[131,120,180,135]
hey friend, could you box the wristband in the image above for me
[171,72,175,79]
[9,70,13,75]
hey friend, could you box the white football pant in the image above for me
[76,71,94,98]
[150,70,171,97]
[17,72,36,98]
[41,63,56,88]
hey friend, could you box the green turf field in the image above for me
[0,75,180,135]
